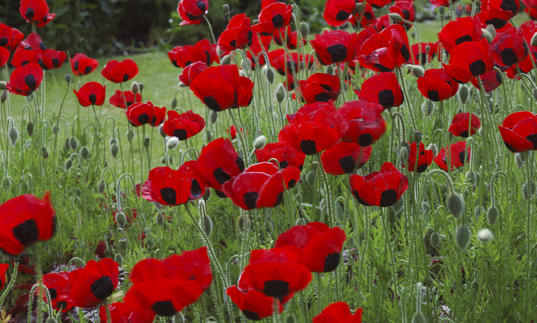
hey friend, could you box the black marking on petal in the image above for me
[151,300,176,317]
[323,252,341,272]
[339,156,356,173]
[173,129,187,140]
[90,276,114,300]
[12,219,38,246]
[160,187,177,205]
[379,189,397,206]
[263,280,289,298]
[214,168,231,184]
[300,140,317,155]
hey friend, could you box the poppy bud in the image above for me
[426,143,438,156]
[206,131,213,142]
[138,83,144,92]
[414,131,422,143]
[64,138,71,151]
[477,228,493,243]
[221,54,233,65]
[199,214,213,236]
[487,205,499,224]
[299,21,310,38]
[522,181,535,199]
[391,197,404,214]
[166,137,179,149]
[421,100,435,116]
[41,146,49,159]
[515,153,525,168]
[170,97,178,110]
[275,84,286,103]
[253,135,266,150]
[70,137,78,150]
[465,171,478,187]
[210,110,218,124]
[143,136,150,148]
[110,143,119,157]
[263,65,275,84]
[486,24,496,39]
[98,179,106,193]
[65,74,72,84]
[455,225,471,249]
[131,81,139,94]
[355,2,366,14]
[481,29,493,43]
[65,158,73,170]
[286,316,296,323]
[411,311,426,323]
[236,214,250,232]
[2,177,12,190]
[325,65,334,75]
[458,85,469,105]
[445,192,464,218]
[52,124,59,135]
[429,231,441,248]
[410,65,424,78]
[222,3,230,15]
[8,126,18,145]
[80,146,90,159]
[26,122,34,136]
[1,90,7,103]
[158,124,166,138]
[389,12,403,23]
[0,81,6,90]
[125,129,134,142]
[116,211,127,228]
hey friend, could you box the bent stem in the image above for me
[0,262,19,308]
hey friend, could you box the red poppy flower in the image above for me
[491,26,528,67]
[350,4,376,28]
[470,69,503,92]
[311,30,359,65]
[438,17,482,53]
[288,102,349,138]
[71,53,98,76]
[109,90,141,109]
[130,247,212,291]
[163,110,205,140]
[227,286,284,321]
[100,302,155,323]
[228,125,238,139]
[40,49,66,70]
[0,47,8,68]
[42,272,74,313]
[323,0,356,27]
[179,61,208,86]
[449,112,481,137]
[403,142,434,172]
[481,0,519,18]
[217,14,252,56]
[390,0,415,27]
[358,24,410,72]
[70,258,119,308]
[19,0,56,27]
[321,142,372,175]
[444,39,493,83]
[0,264,8,290]
[222,162,300,209]
[101,59,139,83]
[338,100,387,146]
[525,5,537,18]
[126,102,166,127]
[313,302,363,323]
[168,39,218,68]
[498,111,537,152]
[367,0,393,8]
[196,138,244,193]
[141,162,206,206]
[7,27,24,52]
[299,73,340,103]
[238,248,312,298]
[73,82,106,107]
[177,0,208,26]
[269,49,311,77]
[275,222,346,272]
[0,192,55,255]
[190,65,254,112]
[0,23,13,48]
[477,9,512,30]
[273,26,305,50]
[505,53,534,79]
[410,42,438,65]
[350,161,408,207]
[246,31,273,67]
[255,142,305,170]
[417,68,459,101]
[7,62,43,96]
[253,2,293,36]
[434,141,471,171]
[357,72,403,109]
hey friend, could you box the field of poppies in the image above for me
[2,0,537,322]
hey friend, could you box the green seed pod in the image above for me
[41,146,49,159]
[143,136,150,148]
[8,126,18,145]
[80,146,90,159]
[253,135,266,150]
[455,225,471,249]
[110,143,119,157]
[126,129,134,142]
[522,181,536,199]
[70,137,79,150]
[458,85,469,104]
[199,214,213,236]
[26,122,34,136]
[116,211,127,228]
[275,83,286,103]
[170,97,178,110]
[130,81,140,94]
[167,137,179,149]
[411,311,427,323]
[0,81,6,90]
[65,158,73,170]
[97,179,106,193]
[429,231,441,248]
[446,192,465,218]
[477,228,493,243]
[299,21,310,38]
[210,110,218,124]
[421,100,435,116]
[487,205,499,224]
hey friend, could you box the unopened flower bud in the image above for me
[65,158,73,170]
[26,122,34,136]
[410,65,424,78]
[221,54,233,65]
[253,135,266,149]
[138,83,144,92]
[41,146,49,159]
[8,126,18,145]
[477,228,493,243]
[65,74,72,84]
[80,146,90,159]
[446,192,465,218]
[130,81,139,94]
[299,21,310,38]
[455,225,471,249]
[170,97,178,110]
[144,136,150,148]
[236,214,250,232]
[64,138,70,151]
[167,136,179,149]
[199,214,213,236]
[389,12,403,23]
[210,110,218,124]
[487,205,499,224]
[458,85,469,104]
[110,143,119,157]
[97,179,106,193]
[429,231,441,248]
[263,65,275,83]
[126,129,134,142]
[275,83,286,103]
[426,143,438,156]
[486,24,496,39]
[481,29,493,43]
[70,137,78,150]
[0,81,6,90]
[116,211,127,228]
[466,171,478,187]
[52,124,59,134]
[1,90,7,103]
[411,311,426,323]
[2,177,12,190]
[413,131,422,143]
[421,100,435,116]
